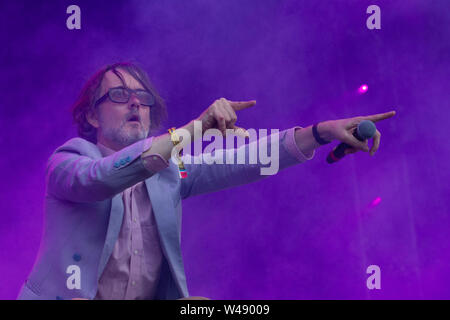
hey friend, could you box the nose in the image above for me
[129,93,141,109]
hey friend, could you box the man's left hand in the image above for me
[319,110,396,156]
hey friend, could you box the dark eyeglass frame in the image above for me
[94,86,155,107]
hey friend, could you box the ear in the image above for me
[86,109,100,128]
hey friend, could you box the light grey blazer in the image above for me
[17,128,311,299]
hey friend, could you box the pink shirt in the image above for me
[94,139,168,300]
[93,127,311,300]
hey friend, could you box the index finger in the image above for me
[228,100,256,111]
[363,110,396,123]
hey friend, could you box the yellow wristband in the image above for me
[168,127,187,179]
[168,127,181,146]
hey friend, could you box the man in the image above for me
[17,62,395,300]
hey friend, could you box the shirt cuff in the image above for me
[141,137,170,173]
[283,126,315,162]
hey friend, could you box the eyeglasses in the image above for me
[95,86,155,107]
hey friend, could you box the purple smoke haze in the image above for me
[0,0,449,299]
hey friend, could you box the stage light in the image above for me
[370,197,381,207]
[358,84,368,94]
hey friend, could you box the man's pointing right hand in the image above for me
[197,97,256,137]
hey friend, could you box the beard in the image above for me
[101,119,149,148]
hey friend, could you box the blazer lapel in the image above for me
[97,193,124,281]
[95,173,187,296]
[145,175,187,296]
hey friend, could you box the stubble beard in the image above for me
[102,120,149,148]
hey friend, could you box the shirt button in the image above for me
[134,250,138,255]
[131,281,136,286]
[133,218,137,222]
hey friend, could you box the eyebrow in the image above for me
[99,69,138,98]
[110,86,147,92]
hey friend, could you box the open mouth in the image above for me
[127,115,141,123]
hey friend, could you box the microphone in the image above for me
[326,120,376,164]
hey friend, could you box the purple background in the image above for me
[1,0,449,299]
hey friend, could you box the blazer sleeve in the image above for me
[179,127,314,199]
[45,137,167,203]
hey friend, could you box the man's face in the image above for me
[89,69,151,150]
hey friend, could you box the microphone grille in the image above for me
[357,120,376,139]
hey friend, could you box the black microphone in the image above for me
[326,120,376,164]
